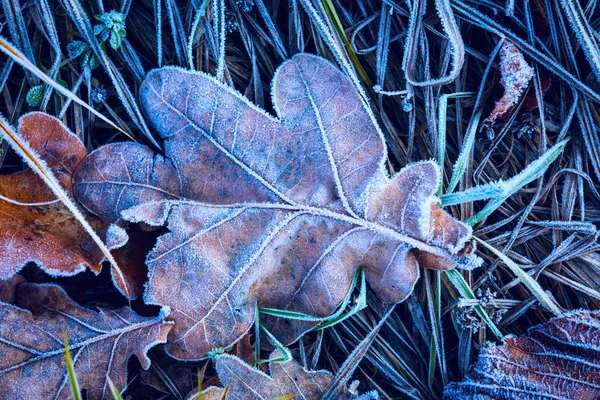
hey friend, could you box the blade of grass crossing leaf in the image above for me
[446,109,482,194]
[474,237,562,315]
[106,376,123,400]
[467,139,568,225]
[321,0,372,87]
[445,269,503,340]
[0,37,133,141]
[258,268,366,329]
[256,324,292,364]
[437,92,474,194]
[0,116,131,299]
[63,332,82,400]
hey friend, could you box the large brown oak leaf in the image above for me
[73,54,479,360]
[0,283,172,399]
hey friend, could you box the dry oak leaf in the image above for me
[0,283,172,399]
[444,309,600,399]
[0,112,102,279]
[0,112,147,298]
[189,351,337,400]
[73,53,479,360]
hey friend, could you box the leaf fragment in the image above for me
[444,309,600,399]
[0,283,172,399]
[484,40,534,125]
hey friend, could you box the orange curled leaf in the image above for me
[444,310,600,399]
[0,283,172,399]
[74,54,480,360]
[484,40,534,125]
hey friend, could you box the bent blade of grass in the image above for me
[0,37,133,141]
[475,238,562,316]
[446,109,483,194]
[0,116,131,299]
[467,139,569,225]
[63,332,82,400]
[258,268,366,329]
[106,376,123,400]
[437,91,475,193]
[445,269,503,340]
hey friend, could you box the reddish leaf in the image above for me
[0,112,102,278]
[0,283,172,399]
[0,112,147,298]
[444,310,600,399]
[484,41,534,125]
[74,54,479,360]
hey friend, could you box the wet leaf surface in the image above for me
[444,310,600,399]
[74,54,479,360]
[0,283,172,399]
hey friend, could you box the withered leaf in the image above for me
[444,310,600,399]
[484,40,534,125]
[74,54,479,360]
[0,112,146,299]
[190,351,335,400]
[0,112,102,278]
[0,274,25,303]
[0,283,172,399]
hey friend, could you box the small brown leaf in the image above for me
[190,352,334,400]
[74,54,479,360]
[0,112,102,278]
[0,283,172,399]
[444,309,600,399]
[0,274,25,303]
[484,40,534,125]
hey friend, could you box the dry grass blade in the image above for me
[0,37,133,141]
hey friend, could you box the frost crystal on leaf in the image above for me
[74,54,479,360]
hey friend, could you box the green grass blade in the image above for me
[63,332,82,400]
[475,237,562,315]
[106,376,123,400]
[437,92,475,194]
[467,139,568,225]
[259,268,362,323]
[445,269,503,340]
[446,109,483,194]
[440,182,504,206]
[256,324,292,364]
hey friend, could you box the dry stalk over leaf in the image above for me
[444,310,600,399]
[0,283,172,399]
[0,112,146,299]
[74,54,480,360]
[0,112,102,278]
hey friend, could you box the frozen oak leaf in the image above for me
[444,309,600,399]
[0,283,172,399]
[190,351,356,400]
[0,112,148,298]
[0,112,102,278]
[73,53,479,360]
